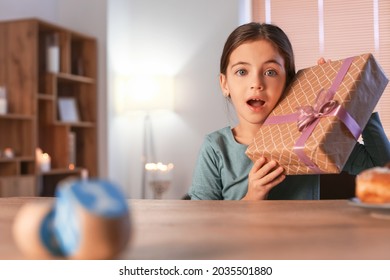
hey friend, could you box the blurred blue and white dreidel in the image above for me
[53,179,131,259]
[13,179,131,259]
[13,200,59,259]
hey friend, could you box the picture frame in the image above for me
[58,97,80,122]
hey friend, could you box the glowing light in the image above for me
[145,162,174,172]
[115,75,174,114]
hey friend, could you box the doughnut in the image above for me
[356,166,390,203]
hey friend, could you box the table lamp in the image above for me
[117,75,174,198]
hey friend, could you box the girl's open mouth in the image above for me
[247,98,265,109]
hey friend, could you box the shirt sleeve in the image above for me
[343,112,390,175]
[188,136,224,200]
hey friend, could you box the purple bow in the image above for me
[296,89,339,132]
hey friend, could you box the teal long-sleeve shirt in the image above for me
[189,112,390,200]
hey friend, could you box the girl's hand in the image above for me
[242,157,286,200]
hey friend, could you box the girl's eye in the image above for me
[264,69,277,76]
[235,69,247,76]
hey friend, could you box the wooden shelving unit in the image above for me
[0,18,97,197]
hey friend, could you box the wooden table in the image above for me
[1,197,390,260]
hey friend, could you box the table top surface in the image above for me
[1,197,390,260]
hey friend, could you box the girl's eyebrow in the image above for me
[265,59,283,67]
[230,59,283,69]
[230,61,250,69]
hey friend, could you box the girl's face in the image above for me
[220,39,286,128]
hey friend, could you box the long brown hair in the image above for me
[220,22,296,88]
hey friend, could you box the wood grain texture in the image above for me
[1,198,390,260]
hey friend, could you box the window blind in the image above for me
[252,0,390,136]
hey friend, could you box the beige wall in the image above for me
[107,0,241,198]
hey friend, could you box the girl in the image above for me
[189,22,390,200]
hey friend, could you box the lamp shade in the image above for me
[115,75,174,113]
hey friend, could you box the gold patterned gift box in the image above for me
[246,53,388,175]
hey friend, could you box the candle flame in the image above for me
[145,162,174,171]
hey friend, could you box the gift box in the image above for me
[245,53,388,174]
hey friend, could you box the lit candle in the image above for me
[40,153,51,172]
[145,162,174,199]
[3,147,14,158]
[145,162,174,181]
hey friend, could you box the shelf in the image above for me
[0,158,34,176]
[0,156,35,162]
[0,176,36,196]
[53,120,95,127]
[40,167,85,176]
[38,94,54,101]
[0,114,34,120]
[0,118,35,159]
[57,72,95,83]
[0,18,97,197]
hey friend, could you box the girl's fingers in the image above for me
[317,57,326,65]
[250,157,266,175]
[261,168,285,189]
[253,160,279,179]
[317,57,332,65]
[259,165,284,185]
[250,159,284,185]
[246,160,286,200]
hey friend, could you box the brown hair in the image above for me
[220,22,296,87]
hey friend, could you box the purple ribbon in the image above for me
[263,57,362,173]
[296,89,339,132]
